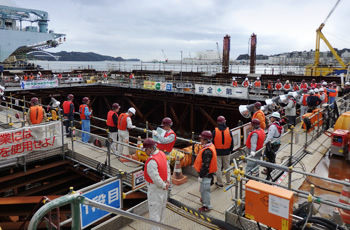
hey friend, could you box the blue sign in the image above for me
[0,65,3,72]
[80,179,122,229]
[166,83,172,91]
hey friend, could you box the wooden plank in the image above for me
[0,196,61,205]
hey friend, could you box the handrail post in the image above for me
[70,122,75,159]
[289,126,294,166]
[6,101,8,123]
[10,93,13,109]
[107,131,111,174]
[58,108,65,159]
[146,121,149,138]
[288,166,292,190]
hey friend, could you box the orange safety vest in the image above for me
[329,89,338,97]
[284,84,291,89]
[62,101,74,114]
[30,75,34,80]
[321,93,328,103]
[193,144,217,174]
[30,106,44,124]
[232,81,238,87]
[267,83,273,90]
[24,75,28,81]
[144,150,168,184]
[243,81,249,87]
[118,113,129,131]
[310,83,317,88]
[213,127,232,149]
[315,94,321,99]
[103,73,107,78]
[300,83,308,89]
[322,87,327,94]
[252,110,266,130]
[275,83,282,90]
[254,81,261,87]
[245,129,265,151]
[79,104,91,120]
[106,111,118,127]
[157,129,177,153]
[302,94,309,106]
[293,85,299,91]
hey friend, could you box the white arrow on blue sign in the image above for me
[80,179,122,229]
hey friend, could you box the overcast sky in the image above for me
[2,0,350,61]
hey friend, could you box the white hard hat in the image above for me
[271,112,280,119]
[286,80,289,83]
[322,82,327,86]
[309,90,315,95]
[232,77,236,80]
[345,82,350,86]
[245,78,248,81]
[257,77,260,80]
[128,107,136,115]
[319,88,324,92]
[314,88,319,93]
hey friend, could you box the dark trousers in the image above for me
[268,90,273,98]
[264,143,280,180]
[287,116,296,127]
[65,116,74,137]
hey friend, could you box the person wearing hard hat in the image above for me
[231,77,238,87]
[143,138,170,230]
[314,88,321,108]
[327,83,338,108]
[194,131,217,212]
[117,107,136,155]
[283,92,297,127]
[242,78,250,88]
[107,103,120,155]
[252,102,266,130]
[283,80,292,93]
[27,97,47,142]
[79,97,92,143]
[245,119,266,177]
[212,116,233,188]
[319,88,328,105]
[152,117,176,156]
[306,90,322,112]
[262,112,283,180]
[299,88,309,119]
[344,82,350,94]
[62,94,75,137]
[275,79,282,95]
[310,79,317,89]
[267,80,273,98]
[293,82,300,91]
[300,79,308,89]
[254,77,261,96]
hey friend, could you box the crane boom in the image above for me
[216,42,221,62]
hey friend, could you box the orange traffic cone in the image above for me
[337,179,350,224]
[171,154,187,185]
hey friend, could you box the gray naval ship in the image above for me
[0,5,65,65]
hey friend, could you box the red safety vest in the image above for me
[329,89,338,98]
[144,150,168,184]
[157,129,177,153]
[62,101,74,114]
[118,113,129,131]
[310,83,317,88]
[275,83,282,90]
[79,104,91,120]
[302,94,309,106]
[213,127,232,149]
[254,81,261,87]
[284,84,291,89]
[293,85,299,91]
[103,73,107,78]
[300,83,308,89]
[24,75,28,81]
[267,83,273,90]
[232,81,238,87]
[193,144,217,173]
[30,106,44,124]
[243,81,249,87]
[107,111,118,127]
[269,122,283,135]
[245,129,265,151]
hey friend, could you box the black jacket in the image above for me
[108,113,119,132]
[212,124,234,156]
[307,95,322,107]
[199,145,213,178]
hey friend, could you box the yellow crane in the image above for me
[305,0,349,76]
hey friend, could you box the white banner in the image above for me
[20,79,59,89]
[195,84,248,98]
[0,121,62,160]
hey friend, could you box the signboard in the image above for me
[80,179,122,229]
[231,129,241,151]
[155,82,173,91]
[176,83,193,89]
[243,123,253,144]
[0,121,62,160]
[132,170,146,190]
[20,79,58,89]
[195,84,248,98]
[143,81,156,90]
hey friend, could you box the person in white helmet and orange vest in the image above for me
[319,88,328,105]
[327,83,338,108]
[194,131,217,212]
[107,103,120,155]
[212,116,233,188]
[245,118,265,177]
[242,78,250,88]
[254,77,261,96]
[79,97,92,143]
[152,117,176,156]
[117,107,136,155]
[300,79,308,90]
[310,79,317,89]
[283,80,292,93]
[62,94,75,137]
[143,138,170,230]
[231,77,238,87]
[299,88,309,119]
[274,79,282,95]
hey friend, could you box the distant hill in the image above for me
[27,51,140,62]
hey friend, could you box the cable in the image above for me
[301,199,314,230]
[305,177,341,194]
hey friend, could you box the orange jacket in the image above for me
[118,113,129,131]
[329,89,338,98]
[252,110,266,130]
[302,94,309,106]
[193,144,217,174]
[254,81,261,87]
[213,127,232,149]
[107,111,118,127]
[30,106,44,124]
[144,150,168,183]
[79,104,91,120]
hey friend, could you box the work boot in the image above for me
[261,168,267,175]
[198,206,212,212]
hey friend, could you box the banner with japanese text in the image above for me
[195,84,248,99]
[20,79,59,89]
[0,121,62,160]
[143,81,156,90]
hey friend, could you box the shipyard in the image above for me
[1,1,350,230]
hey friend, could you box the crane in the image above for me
[162,49,168,62]
[305,0,348,76]
[216,42,221,62]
